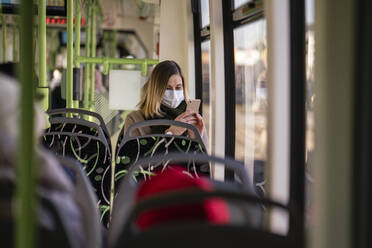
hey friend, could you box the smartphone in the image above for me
[186,99,201,112]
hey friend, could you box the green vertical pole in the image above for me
[16,0,36,248]
[74,0,81,68]
[38,0,48,111]
[2,15,6,63]
[66,0,74,109]
[111,30,117,70]
[89,0,96,112]
[73,0,81,108]
[83,1,92,110]
[13,24,17,62]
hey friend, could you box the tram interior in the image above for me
[0,0,370,248]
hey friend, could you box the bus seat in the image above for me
[108,153,267,248]
[0,150,90,248]
[47,108,112,148]
[42,110,112,226]
[0,74,98,246]
[114,119,209,186]
[57,156,103,248]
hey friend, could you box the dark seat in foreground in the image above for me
[0,150,102,248]
[108,153,290,248]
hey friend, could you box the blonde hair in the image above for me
[138,60,189,119]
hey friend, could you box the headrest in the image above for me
[135,165,229,230]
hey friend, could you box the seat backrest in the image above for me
[0,168,84,248]
[114,120,208,187]
[134,166,230,230]
[108,153,264,248]
[42,116,112,225]
[47,108,112,148]
[115,119,206,156]
[117,192,289,248]
[57,156,102,248]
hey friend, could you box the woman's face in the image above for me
[166,74,183,91]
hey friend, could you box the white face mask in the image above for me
[162,89,184,108]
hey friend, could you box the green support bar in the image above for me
[75,56,158,76]
[89,1,96,112]
[74,0,81,68]
[73,0,81,108]
[111,30,117,71]
[16,1,36,248]
[13,24,17,62]
[83,1,92,110]
[38,0,49,111]
[66,0,74,109]
[2,15,6,63]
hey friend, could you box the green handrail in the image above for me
[66,0,74,109]
[111,30,117,71]
[74,0,81,68]
[38,0,49,111]
[16,1,36,248]
[2,14,6,63]
[75,56,158,76]
[83,1,92,110]
[13,24,17,62]
[89,0,97,112]
[73,0,81,108]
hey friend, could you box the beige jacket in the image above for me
[123,110,209,148]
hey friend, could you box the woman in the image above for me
[123,60,207,146]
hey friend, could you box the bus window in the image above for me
[233,19,267,186]
[201,40,212,152]
[200,0,210,28]
[234,0,251,9]
[305,0,315,228]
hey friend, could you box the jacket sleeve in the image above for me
[123,113,142,137]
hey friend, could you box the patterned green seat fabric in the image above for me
[43,122,112,226]
[115,135,210,188]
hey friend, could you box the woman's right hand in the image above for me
[165,110,197,135]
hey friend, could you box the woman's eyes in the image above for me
[167,86,183,90]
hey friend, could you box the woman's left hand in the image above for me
[188,113,204,139]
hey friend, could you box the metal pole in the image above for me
[2,15,6,63]
[73,0,81,108]
[74,0,81,68]
[89,0,96,112]
[76,56,159,65]
[38,0,48,111]
[16,0,36,247]
[110,30,117,71]
[83,1,92,110]
[13,24,17,62]
[75,56,158,75]
[66,0,74,109]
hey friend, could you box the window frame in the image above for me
[192,0,204,113]
[353,0,372,247]
[193,0,306,247]
[223,1,264,180]
[224,4,306,244]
